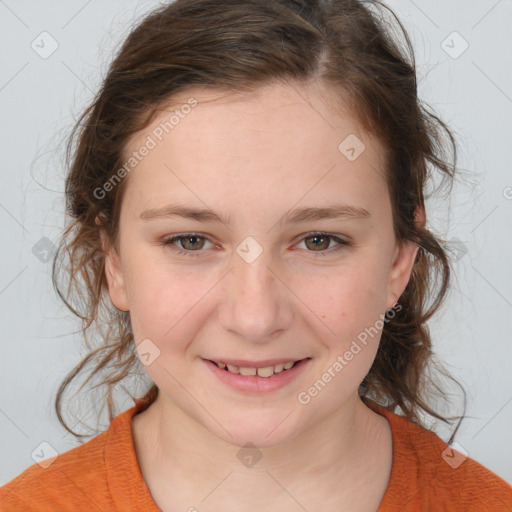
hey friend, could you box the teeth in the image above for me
[257,366,274,378]
[214,360,299,378]
[239,366,256,376]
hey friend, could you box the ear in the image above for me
[98,221,130,312]
[385,207,425,310]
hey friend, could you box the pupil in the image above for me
[308,235,328,250]
[184,236,202,250]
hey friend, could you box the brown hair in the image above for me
[54,0,465,442]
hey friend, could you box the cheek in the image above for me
[300,271,387,398]
[303,261,389,342]
[124,258,213,347]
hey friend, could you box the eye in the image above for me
[161,233,214,257]
[296,232,351,255]
[160,231,351,258]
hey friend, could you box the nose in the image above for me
[217,250,293,343]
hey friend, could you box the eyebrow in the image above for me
[140,202,371,225]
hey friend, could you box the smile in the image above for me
[210,360,301,378]
[204,357,311,393]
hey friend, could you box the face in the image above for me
[102,81,419,448]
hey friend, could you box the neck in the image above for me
[132,392,392,510]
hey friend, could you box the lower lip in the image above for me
[204,358,310,393]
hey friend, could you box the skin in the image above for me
[101,80,424,511]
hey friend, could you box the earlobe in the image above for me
[99,228,130,312]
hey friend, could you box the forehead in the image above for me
[120,81,388,219]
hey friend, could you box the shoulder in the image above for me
[0,407,134,512]
[1,430,111,512]
[366,400,512,512]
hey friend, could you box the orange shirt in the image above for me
[2,398,511,511]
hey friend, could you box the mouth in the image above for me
[203,357,311,393]
[206,358,310,378]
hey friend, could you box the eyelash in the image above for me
[160,232,352,258]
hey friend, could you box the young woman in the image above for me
[2,0,511,510]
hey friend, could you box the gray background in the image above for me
[1,0,511,486]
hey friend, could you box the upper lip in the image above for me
[206,357,309,368]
